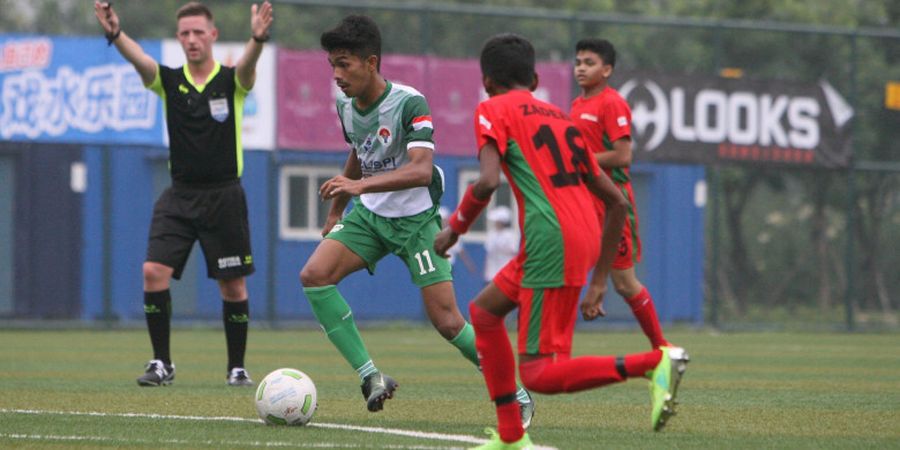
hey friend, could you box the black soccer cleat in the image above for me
[360,371,398,412]
[136,359,175,387]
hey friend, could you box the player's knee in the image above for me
[612,277,641,298]
[469,303,502,329]
[219,279,247,300]
[299,264,331,288]
[142,262,169,285]
[613,280,631,297]
[434,316,464,340]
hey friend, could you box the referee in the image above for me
[94,1,273,387]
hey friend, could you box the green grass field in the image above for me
[1,327,898,449]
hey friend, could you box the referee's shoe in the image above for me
[227,367,254,386]
[136,359,175,386]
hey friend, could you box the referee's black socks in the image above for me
[223,300,249,371]
[144,290,172,366]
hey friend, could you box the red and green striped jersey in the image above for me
[570,86,633,185]
[474,89,602,288]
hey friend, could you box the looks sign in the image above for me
[615,71,853,168]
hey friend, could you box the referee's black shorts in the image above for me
[146,179,255,280]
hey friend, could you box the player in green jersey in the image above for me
[298,16,534,424]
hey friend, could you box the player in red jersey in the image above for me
[570,38,672,350]
[434,34,689,449]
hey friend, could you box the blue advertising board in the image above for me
[0,35,163,145]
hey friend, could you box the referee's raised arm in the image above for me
[235,1,274,91]
[94,1,158,86]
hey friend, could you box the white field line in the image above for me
[0,433,455,449]
[0,408,558,450]
[0,433,355,448]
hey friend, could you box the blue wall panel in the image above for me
[77,148,705,325]
[236,152,272,319]
[0,154,14,315]
[109,148,156,320]
[80,146,104,319]
[641,163,706,325]
[5,143,83,318]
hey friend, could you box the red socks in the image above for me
[495,402,521,442]
[469,303,523,443]
[624,350,663,377]
[626,287,669,348]
[519,350,662,394]
[520,356,622,393]
[470,300,665,443]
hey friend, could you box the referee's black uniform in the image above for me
[147,62,254,280]
[97,0,267,388]
[135,61,256,386]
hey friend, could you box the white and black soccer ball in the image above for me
[255,368,317,426]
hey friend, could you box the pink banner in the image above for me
[422,57,483,156]
[536,61,575,110]
[276,49,572,155]
[381,54,427,93]
[276,50,345,151]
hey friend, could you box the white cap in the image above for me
[487,206,511,223]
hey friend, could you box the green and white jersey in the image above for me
[337,81,439,218]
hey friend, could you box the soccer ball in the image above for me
[255,368,317,426]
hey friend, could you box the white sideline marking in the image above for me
[0,409,557,449]
[0,433,355,448]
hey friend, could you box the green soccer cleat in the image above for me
[469,428,535,450]
[360,371,398,412]
[649,346,689,431]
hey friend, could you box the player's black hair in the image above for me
[575,38,616,67]
[320,15,382,70]
[480,33,535,89]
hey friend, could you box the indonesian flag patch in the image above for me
[412,115,433,131]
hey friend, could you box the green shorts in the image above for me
[325,203,453,288]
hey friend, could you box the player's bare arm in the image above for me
[433,222,460,259]
[434,141,501,258]
[94,1,157,85]
[320,147,434,200]
[235,1,273,90]
[470,142,503,199]
[594,137,633,169]
[319,150,361,236]
[580,170,627,320]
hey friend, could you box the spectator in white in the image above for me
[483,205,519,283]
[439,207,477,273]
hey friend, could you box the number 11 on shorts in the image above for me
[414,249,436,275]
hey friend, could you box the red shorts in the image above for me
[494,261,581,356]
[594,181,642,270]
